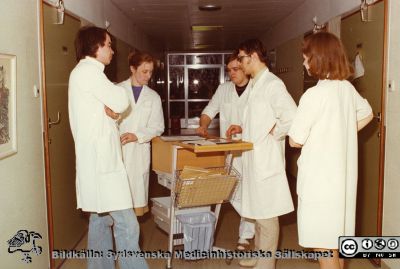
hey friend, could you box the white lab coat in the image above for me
[202,81,248,138]
[288,80,372,248]
[239,69,296,219]
[201,81,250,213]
[118,79,165,208]
[68,57,132,213]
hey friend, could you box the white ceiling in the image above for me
[111,0,307,51]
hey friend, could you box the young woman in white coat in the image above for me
[288,32,373,269]
[118,51,164,216]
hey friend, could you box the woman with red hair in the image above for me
[288,32,373,269]
[118,51,164,216]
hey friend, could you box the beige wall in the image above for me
[0,0,49,268]
[263,0,361,50]
[115,39,134,83]
[383,0,400,268]
[275,36,304,104]
[44,0,160,53]
[105,38,134,83]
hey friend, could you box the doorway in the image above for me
[341,0,387,265]
[41,3,88,268]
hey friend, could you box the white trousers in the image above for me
[239,217,256,239]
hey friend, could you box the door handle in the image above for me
[49,111,61,128]
[374,112,381,122]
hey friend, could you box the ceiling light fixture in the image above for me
[191,25,223,31]
[198,4,222,11]
[193,44,214,49]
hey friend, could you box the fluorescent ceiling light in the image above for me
[191,25,223,31]
[193,44,214,49]
[198,4,222,11]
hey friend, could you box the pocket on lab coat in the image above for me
[139,106,152,126]
[248,101,276,143]
[95,131,124,173]
[253,135,285,180]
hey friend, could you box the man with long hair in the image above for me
[68,26,148,269]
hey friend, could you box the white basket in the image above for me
[177,212,216,260]
[174,166,241,208]
[151,197,211,235]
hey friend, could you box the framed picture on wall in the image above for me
[0,53,17,159]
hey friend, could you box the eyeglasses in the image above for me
[237,54,251,63]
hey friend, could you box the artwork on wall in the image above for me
[0,53,17,159]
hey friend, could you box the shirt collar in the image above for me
[82,56,105,71]
[131,85,143,90]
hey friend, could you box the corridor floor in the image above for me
[60,173,378,269]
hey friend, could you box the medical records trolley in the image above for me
[151,137,253,268]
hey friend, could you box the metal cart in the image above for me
[151,138,253,268]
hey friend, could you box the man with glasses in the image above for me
[196,53,255,252]
[227,39,297,269]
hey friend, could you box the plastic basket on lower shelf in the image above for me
[176,212,216,260]
[174,166,240,208]
[151,196,211,236]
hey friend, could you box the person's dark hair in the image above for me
[74,26,110,62]
[238,38,268,64]
[302,31,353,80]
[225,50,239,65]
[128,50,155,69]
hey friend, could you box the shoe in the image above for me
[237,238,254,251]
[239,258,257,268]
[225,238,253,266]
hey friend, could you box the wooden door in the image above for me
[341,1,386,242]
[42,4,87,268]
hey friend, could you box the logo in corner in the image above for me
[340,238,358,257]
[7,230,42,263]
